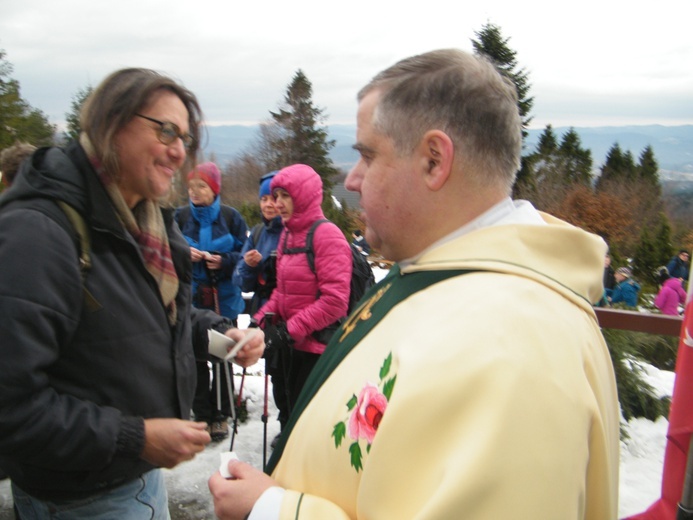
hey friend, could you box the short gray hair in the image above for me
[358,49,522,192]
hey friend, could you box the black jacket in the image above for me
[0,142,229,500]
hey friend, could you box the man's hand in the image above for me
[225,327,265,367]
[141,419,210,468]
[209,459,278,520]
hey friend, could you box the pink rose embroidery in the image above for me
[348,383,388,443]
[332,352,396,472]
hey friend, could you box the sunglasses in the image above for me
[135,114,194,150]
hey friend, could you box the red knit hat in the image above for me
[187,162,221,195]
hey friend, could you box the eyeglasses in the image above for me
[135,114,194,150]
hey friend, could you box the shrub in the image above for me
[603,328,672,424]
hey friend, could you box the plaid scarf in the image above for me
[80,135,179,325]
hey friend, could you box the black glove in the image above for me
[247,318,260,329]
[264,322,293,351]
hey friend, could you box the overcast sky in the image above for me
[1,0,692,131]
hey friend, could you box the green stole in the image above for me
[265,264,471,474]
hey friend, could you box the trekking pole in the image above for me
[226,360,237,451]
[204,258,221,316]
[261,312,275,469]
[262,366,270,470]
[205,258,229,443]
[230,367,246,451]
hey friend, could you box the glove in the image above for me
[247,318,260,329]
[264,322,293,351]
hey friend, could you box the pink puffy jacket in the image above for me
[254,164,352,354]
[654,277,686,316]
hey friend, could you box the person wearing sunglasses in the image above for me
[0,67,264,519]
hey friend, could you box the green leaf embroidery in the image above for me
[349,442,363,471]
[333,352,396,474]
[382,375,396,401]
[379,352,392,380]
[332,421,346,448]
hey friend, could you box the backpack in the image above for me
[283,219,376,315]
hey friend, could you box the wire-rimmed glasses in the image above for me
[135,113,194,150]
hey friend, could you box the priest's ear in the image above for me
[420,130,453,191]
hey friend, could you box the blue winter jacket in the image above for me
[233,215,283,314]
[610,278,641,307]
[667,256,690,281]
[175,198,248,320]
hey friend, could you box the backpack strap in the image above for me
[282,219,329,273]
[57,201,91,280]
[218,205,238,235]
[56,201,100,311]
[250,223,264,247]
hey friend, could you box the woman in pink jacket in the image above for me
[654,267,687,316]
[254,164,352,435]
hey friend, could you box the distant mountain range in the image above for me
[202,124,693,180]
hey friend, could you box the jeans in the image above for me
[12,469,171,520]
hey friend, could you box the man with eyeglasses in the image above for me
[0,68,264,519]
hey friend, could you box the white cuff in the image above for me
[248,486,285,520]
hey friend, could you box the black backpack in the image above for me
[283,219,375,315]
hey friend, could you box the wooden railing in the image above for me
[594,307,683,337]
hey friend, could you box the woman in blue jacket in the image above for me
[233,171,284,315]
[176,162,248,441]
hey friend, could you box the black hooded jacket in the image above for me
[0,142,228,500]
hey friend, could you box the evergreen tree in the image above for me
[536,124,558,155]
[529,126,561,185]
[471,22,534,138]
[594,141,666,259]
[638,145,660,187]
[65,85,93,141]
[596,143,626,190]
[623,150,637,180]
[519,125,593,209]
[512,157,536,200]
[472,23,534,200]
[266,70,338,190]
[652,212,674,268]
[633,226,658,283]
[0,50,55,149]
[557,128,592,185]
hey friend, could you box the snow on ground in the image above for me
[165,364,279,519]
[618,361,675,517]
